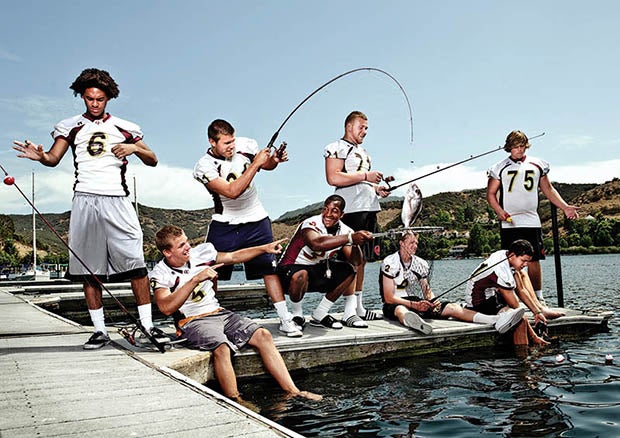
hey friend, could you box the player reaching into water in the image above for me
[487,130,578,311]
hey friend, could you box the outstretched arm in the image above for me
[215,239,286,265]
[112,140,158,166]
[539,176,579,219]
[13,138,69,167]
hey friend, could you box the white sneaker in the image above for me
[278,318,303,337]
[494,307,526,334]
[403,312,433,335]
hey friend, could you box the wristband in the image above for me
[347,232,353,244]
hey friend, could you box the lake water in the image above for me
[230,254,619,437]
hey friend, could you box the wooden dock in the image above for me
[0,288,301,438]
[139,306,612,384]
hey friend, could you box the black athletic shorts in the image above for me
[277,259,354,294]
[341,211,378,260]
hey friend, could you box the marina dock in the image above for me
[0,288,301,438]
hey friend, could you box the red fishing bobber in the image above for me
[3,175,15,185]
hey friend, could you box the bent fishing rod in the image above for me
[266,67,414,150]
[387,132,546,192]
[1,163,166,353]
[430,254,512,303]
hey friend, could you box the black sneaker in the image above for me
[135,326,170,347]
[292,315,306,330]
[83,331,110,350]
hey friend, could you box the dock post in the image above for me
[550,204,564,307]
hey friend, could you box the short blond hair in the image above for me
[504,130,530,152]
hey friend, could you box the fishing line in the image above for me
[387,132,546,192]
[430,255,511,303]
[266,67,414,150]
[0,163,166,353]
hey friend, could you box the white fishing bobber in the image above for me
[605,354,613,364]
[555,354,565,363]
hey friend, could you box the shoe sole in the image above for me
[495,308,526,334]
[83,340,110,350]
[403,312,433,335]
[279,328,303,337]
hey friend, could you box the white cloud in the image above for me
[0,95,80,132]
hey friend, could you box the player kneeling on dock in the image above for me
[276,195,374,330]
[149,225,321,402]
[380,232,525,335]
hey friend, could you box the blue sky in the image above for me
[1,0,618,219]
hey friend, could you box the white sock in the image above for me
[473,313,498,324]
[535,290,544,300]
[312,297,335,321]
[89,307,107,335]
[274,300,293,321]
[137,304,153,331]
[342,295,357,320]
[355,291,366,315]
[290,299,304,317]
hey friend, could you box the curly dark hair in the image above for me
[69,68,120,99]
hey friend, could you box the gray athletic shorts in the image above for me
[67,192,147,282]
[181,309,260,353]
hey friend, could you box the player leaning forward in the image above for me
[193,119,302,337]
[13,68,167,349]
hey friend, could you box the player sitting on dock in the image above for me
[276,195,374,329]
[380,231,525,335]
[149,225,321,402]
[464,239,556,346]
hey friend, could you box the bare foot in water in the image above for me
[542,308,565,320]
[290,390,323,401]
[531,334,551,345]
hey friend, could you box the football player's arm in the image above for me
[13,137,69,167]
[112,140,158,166]
[539,175,579,219]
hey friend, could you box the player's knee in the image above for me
[252,327,274,345]
[213,343,231,359]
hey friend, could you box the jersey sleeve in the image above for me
[380,253,400,279]
[193,155,220,184]
[51,115,81,140]
[192,242,218,264]
[235,137,260,155]
[113,118,143,143]
[324,140,350,159]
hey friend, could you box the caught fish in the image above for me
[401,183,423,228]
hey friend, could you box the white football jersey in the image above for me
[464,249,515,308]
[324,139,380,213]
[380,251,429,299]
[193,137,268,224]
[148,243,220,317]
[487,155,550,228]
[52,113,143,196]
[278,214,353,266]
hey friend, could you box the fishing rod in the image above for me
[430,254,512,303]
[387,132,546,192]
[372,226,443,238]
[266,67,414,150]
[1,163,166,353]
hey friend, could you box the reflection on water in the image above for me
[232,254,619,437]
